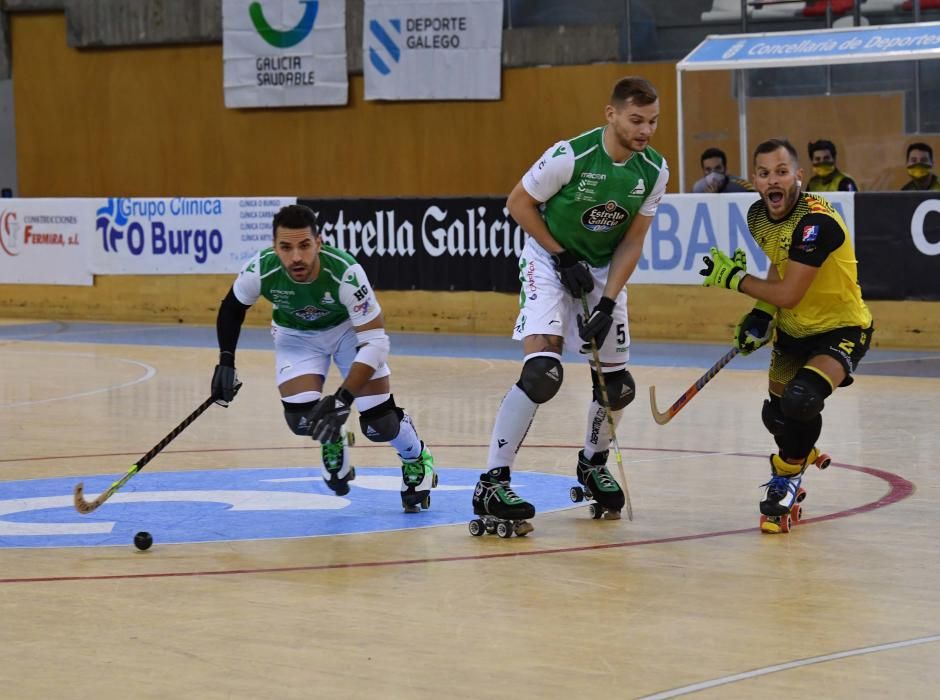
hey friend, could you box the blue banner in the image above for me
[681,21,940,70]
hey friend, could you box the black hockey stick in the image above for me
[73,395,217,514]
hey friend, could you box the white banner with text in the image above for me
[223,0,348,108]
[364,0,502,101]
[0,199,93,286]
[91,197,296,274]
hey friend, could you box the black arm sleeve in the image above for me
[788,212,845,267]
[216,287,251,363]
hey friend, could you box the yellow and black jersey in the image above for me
[746,192,872,338]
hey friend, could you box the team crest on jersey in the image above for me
[630,179,646,196]
[581,200,629,232]
[294,305,329,322]
[802,225,819,242]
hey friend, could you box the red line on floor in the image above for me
[0,463,913,585]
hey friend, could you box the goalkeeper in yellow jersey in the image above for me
[699,138,873,533]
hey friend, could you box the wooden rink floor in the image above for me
[0,320,938,699]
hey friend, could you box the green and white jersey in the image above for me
[522,126,669,267]
[232,245,382,331]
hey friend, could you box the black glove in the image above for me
[734,303,776,356]
[211,353,242,407]
[578,296,616,353]
[309,387,355,443]
[551,250,594,299]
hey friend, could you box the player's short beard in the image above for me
[785,181,801,209]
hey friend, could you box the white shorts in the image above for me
[271,322,391,387]
[512,238,630,364]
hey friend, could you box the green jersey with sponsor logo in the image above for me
[522,126,669,268]
[232,244,381,331]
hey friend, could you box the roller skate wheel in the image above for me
[795,487,807,503]
[569,486,584,503]
[421,494,431,510]
[403,504,420,514]
[468,519,485,537]
[496,521,513,538]
[791,503,803,523]
[602,510,622,521]
[589,503,604,520]
[816,453,831,470]
[513,521,533,537]
[431,472,439,488]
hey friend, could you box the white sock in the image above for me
[354,393,423,460]
[583,400,623,458]
[392,413,423,461]
[487,384,538,469]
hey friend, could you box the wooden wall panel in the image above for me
[12,13,677,198]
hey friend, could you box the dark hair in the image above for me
[906,142,933,161]
[808,139,836,160]
[700,147,727,168]
[753,138,799,166]
[272,204,319,239]
[610,76,658,107]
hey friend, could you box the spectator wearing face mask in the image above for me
[692,147,754,193]
[902,142,940,191]
[806,140,858,192]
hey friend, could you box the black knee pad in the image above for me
[780,368,832,422]
[282,399,319,436]
[775,413,822,462]
[517,354,563,404]
[761,396,786,436]
[358,395,404,442]
[592,368,635,410]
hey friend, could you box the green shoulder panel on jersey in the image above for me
[637,145,666,172]
[258,248,282,278]
[566,126,604,161]
[318,245,360,287]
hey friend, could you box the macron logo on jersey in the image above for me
[630,179,646,196]
[802,225,819,242]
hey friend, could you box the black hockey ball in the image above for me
[134,531,153,551]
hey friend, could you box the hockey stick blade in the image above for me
[648,385,674,425]
[648,347,740,426]
[73,394,217,514]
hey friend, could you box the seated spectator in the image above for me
[902,142,940,191]
[806,139,858,192]
[692,147,754,193]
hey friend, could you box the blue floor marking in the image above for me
[0,467,576,549]
[1,320,937,375]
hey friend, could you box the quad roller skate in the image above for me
[569,450,625,520]
[468,467,535,538]
[320,427,356,496]
[401,443,438,513]
[759,447,831,534]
